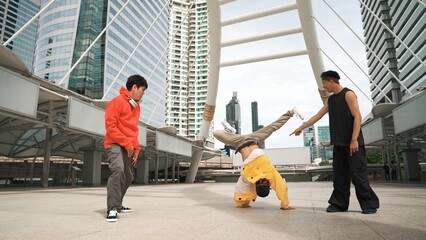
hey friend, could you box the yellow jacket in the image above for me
[234,149,289,209]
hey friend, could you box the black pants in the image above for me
[328,145,380,211]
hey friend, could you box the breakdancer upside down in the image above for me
[213,108,303,209]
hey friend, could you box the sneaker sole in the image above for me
[106,218,118,222]
[120,210,132,213]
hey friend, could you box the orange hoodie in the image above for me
[104,86,141,156]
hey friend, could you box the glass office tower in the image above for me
[0,0,40,70]
[226,91,241,134]
[302,126,317,161]
[33,0,169,127]
[360,0,425,104]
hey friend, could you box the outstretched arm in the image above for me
[290,104,328,136]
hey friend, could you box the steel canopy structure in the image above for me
[0,45,220,186]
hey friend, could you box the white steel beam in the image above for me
[222,3,298,26]
[220,49,308,68]
[296,0,328,103]
[187,0,222,183]
[221,27,302,47]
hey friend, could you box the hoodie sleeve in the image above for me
[269,169,289,209]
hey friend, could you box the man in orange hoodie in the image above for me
[104,75,148,222]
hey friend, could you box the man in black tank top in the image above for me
[290,70,379,214]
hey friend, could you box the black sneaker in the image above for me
[120,206,132,213]
[362,208,377,214]
[326,205,346,213]
[106,210,118,222]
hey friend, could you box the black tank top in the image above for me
[328,87,364,146]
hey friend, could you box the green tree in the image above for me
[366,151,382,164]
[319,160,331,166]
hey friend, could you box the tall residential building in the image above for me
[317,126,332,161]
[226,91,241,134]
[302,125,317,161]
[32,0,169,127]
[0,0,40,70]
[166,0,210,141]
[360,1,425,104]
[251,101,264,148]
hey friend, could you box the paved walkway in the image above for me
[1,182,425,240]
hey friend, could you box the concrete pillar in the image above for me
[186,149,203,183]
[135,159,149,184]
[41,127,52,188]
[401,149,421,181]
[172,158,176,184]
[81,148,103,186]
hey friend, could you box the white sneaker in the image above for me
[292,107,304,120]
[106,210,118,222]
[221,120,236,134]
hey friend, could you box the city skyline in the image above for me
[214,0,373,149]
[2,0,423,152]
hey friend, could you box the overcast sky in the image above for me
[213,0,373,149]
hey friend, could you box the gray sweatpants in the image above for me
[106,144,133,211]
[214,109,294,151]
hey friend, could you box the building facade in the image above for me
[166,0,210,140]
[361,0,425,104]
[251,101,264,148]
[226,91,241,134]
[0,0,40,70]
[302,125,317,161]
[317,125,332,161]
[32,0,169,127]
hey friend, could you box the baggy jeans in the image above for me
[213,109,294,150]
[328,145,380,211]
[106,144,133,211]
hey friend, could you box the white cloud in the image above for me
[213,0,372,149]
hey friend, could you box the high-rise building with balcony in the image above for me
[0,0,40,70]
[32,0,169,127]
[166,0,210,140]
[360,1,425,104]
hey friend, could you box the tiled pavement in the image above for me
[1,181,425,240]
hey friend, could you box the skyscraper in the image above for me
[166,0,210,141]
[317,125,332,161]
[360,1,425,104]
[251,101,264,148]
[32,0,169,127]
[0,0,40,70]
[226,91,241,134]
[302,125,317,161]
[251,101,259,132]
